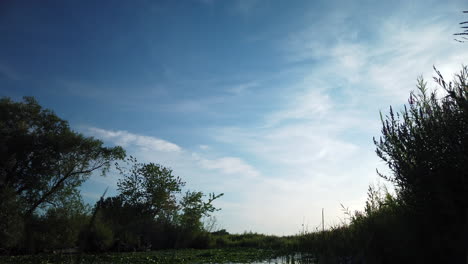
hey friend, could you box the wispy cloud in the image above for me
[88,127,182,152]
[282,13,468,104]
[200,6,468,234]
[266,89,332,126]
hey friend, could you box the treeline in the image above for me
[0,97,222,254]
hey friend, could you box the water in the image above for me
[221,253,318,264]
[242,254,358,264]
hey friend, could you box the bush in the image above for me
[79,218,114,252]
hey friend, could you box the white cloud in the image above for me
[88,127,182,152]
[87,128,259,182]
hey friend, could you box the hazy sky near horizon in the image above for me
[1,0,468,235]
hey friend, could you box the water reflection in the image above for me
[255,253,317,264]
[219,253,318,264]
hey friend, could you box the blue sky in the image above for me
[1,0,468,235]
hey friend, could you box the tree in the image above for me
[0,96,125,216]
[179,191,223,231]
[115,157,223,249]
[116,157,185,220]
[374,67,468,261]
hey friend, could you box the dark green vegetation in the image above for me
[0,248,282,264]
[1,67,468,263]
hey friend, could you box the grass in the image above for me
[211,232,299,251]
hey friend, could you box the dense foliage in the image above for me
[375,67,468,262]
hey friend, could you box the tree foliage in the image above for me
[180,191,223,231]
[0,97,125,216]
[375,67,468,209]
[116,157,185,220]
[0,96,125,251]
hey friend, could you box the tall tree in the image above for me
[0,96,125,215]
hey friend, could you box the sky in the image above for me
[1,0,468,235]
